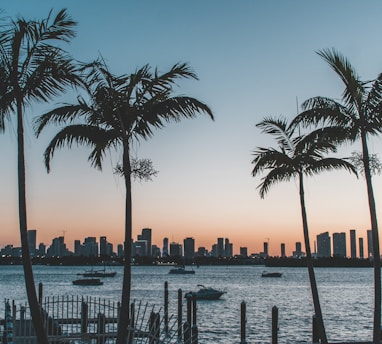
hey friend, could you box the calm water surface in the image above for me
[0,265,374,343]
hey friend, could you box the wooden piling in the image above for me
[272,306,278,344]
[178,289,183,341]
[240,301,247,344]
[97,313,106,344]
[164,281,169,335]
[192,293,198,344]
[38,282,43,305]
[183,321,191,344]
[81,300,88,334]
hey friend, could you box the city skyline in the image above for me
[1,2,382,256]
[0,227,372,259]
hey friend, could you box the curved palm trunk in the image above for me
[116,141,133,344]
[361,133,381,344]
[17,103,48,344]
[299,173,328,344]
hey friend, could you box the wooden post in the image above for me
[127,302,135,344]
[240,301,247,344]
[187,294,192,326]
[272,306,278,344]
[178,289,182,341]
[191,293,198,344]
[97,313,106,344]
[81,301,88,334]
[164,281,169,335]
[149,311,156,344]
[155,312,160,343]
[312,315,320,343]
[38,282,43,305]
[183,321,191,344]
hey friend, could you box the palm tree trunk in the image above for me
[361,133,381,344]
[299,173,328,344]
[17,102,48,344]
[116,141,133,344]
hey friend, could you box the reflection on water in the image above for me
[0,265,374,343]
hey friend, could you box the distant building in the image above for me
[293,242,303,258]
[217,238,224,257]
[280,243,286,258]
[82,237,98,257]
[317,232,331,258]
[333,232,346,258]
[27,229,37,257]
[100,236,107,257]
[197,247,207,257]
[183,237,195,260]
[350,229,356,258]
[367,229,373,258]
[47,236,68,257]
[117,244,124,258]
[162,237,169,257]
[37,243,46,256]
[225,238,233,258]
[261,241,268,258]
[359,237,364,259]
[239,247,248,257]
[169,242,182,257]
[138,228,152,257]
[134,240,147,257]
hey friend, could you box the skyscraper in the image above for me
[169,242,182,257]
[317,232,331,257]
[350,229,356,258]
[138,228,152,257]
[359,237,364,259]
[27,229,37,257]
[217,238,224,257]
[367,229,373,258]
[100,236,107,257]
[281,243,286,258]
[184,237,195,261]
[162,237,169,257]
[333,232,346,258]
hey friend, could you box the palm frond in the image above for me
[304,157,357,177]
[258,166,297,199]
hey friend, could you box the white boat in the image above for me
[185,285,226,300]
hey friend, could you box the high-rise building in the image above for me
[217,238,224,257]
[184,237,195,261]
[37,243,46,256]
[367,229,373,258]
[169,242,182,257]
[134,240,147,257]
[117,244,124,258]
[197,247,207,257]
[263,242,268,257]
[281,243,286,258]
[317,232,331,257]
[27,229,37,257]
[350,229,356,258]
[47,236,68,257]
[83,237,98,257]
[100,236,107,257]
[293,242,302,258]
[333,232,346,258]
[225,238,233,258]
[139,228,152,257]
[359,237,364,259]
[74,240,81,256]
[162,237,169,257]
[240,247,248,257]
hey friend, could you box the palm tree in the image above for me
[0,9,80,343]
[292,48,382,343]
[252,116,357,344]
[34,60,214,343]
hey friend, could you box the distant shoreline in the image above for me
[0,256,375,268]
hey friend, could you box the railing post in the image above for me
[4,300,13,344]
[312,314,320,343]
[38,283,43,305]
[164,281,169,335]
[97,312,106,344]
[272,306,278,344]
[178,289,182,341]
[240,301,247,344]
[183,321,191,344]
[127,302,135,344]
[191,293,198,344]
[81,300,88,334]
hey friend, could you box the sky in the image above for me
[1,0,382,256]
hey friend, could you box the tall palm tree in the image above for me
[0,9,80,343]
[252,116,357,344]
[292,48,382,343]
[34,60,214,343]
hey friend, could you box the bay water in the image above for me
[0,265,374,343]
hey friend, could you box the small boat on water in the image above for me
[169,266,195,274]
[261,271,282,278]
[72,278,103,286]
[185,285,226,300]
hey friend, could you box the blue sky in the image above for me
[1,1,382,256]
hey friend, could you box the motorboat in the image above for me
[185,285,226,300]
[72,278,103,286]
[168,266,195,274]
[261,271,282,277]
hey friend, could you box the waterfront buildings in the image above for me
[317,232,331,258]
[333,232,346,258]
[350,229,356,258]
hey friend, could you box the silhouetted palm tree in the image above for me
[252,116,357,344]
[35,60,214,343]
[0,9,80,343]
[292,48,382,343]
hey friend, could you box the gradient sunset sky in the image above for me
[1,1,382,256]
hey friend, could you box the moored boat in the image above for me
[185,285,226,300]
[72,278,103,286]
[261,271,282,277]
[169,266,195,274]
